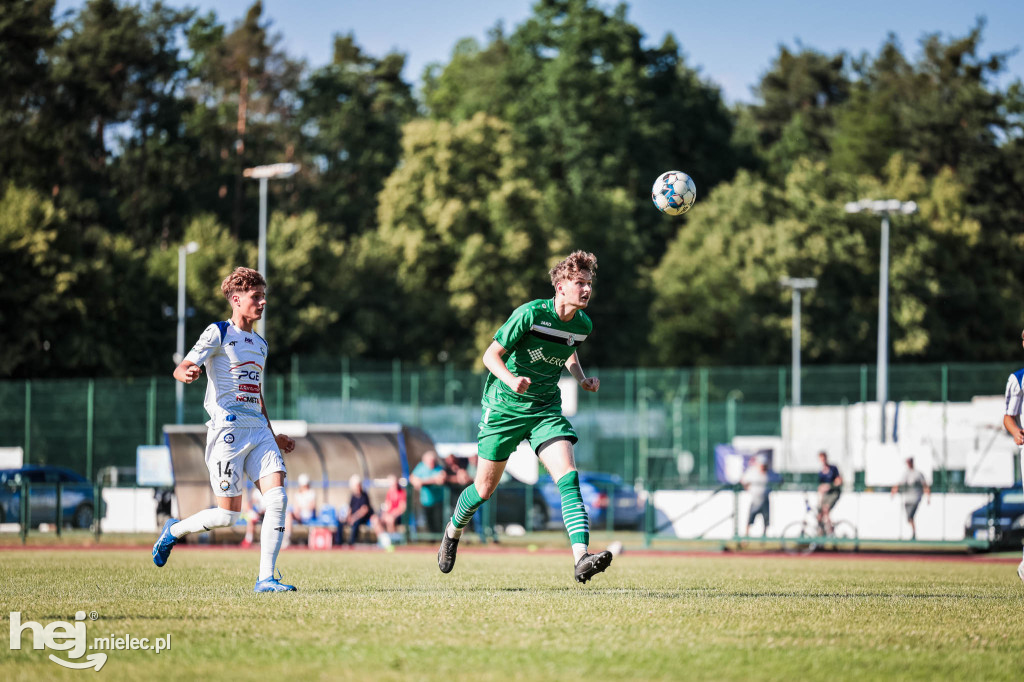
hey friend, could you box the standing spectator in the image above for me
[443,454,471,518]
[283,473,317,548]
[444,454,471,487]
[741,456,771,537]
[816,451,842,535]
[341,475,376,546]
[154,487,174,529]
[410,451,446,534]
[1002,335,1024,583]
[890,458,930,540]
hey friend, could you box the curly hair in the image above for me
[221,267,266,301]
[549,250,597,287]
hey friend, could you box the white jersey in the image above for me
[1004,369,1024,429]
[185,320,270,429]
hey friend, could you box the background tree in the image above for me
[185,1,302,237]
[297,34,415,238]
[0,0,57,192]
[372,113,557,363]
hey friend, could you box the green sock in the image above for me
[557,470,589,546]
[451,484,484,530]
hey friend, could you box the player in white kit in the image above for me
[152,267,297,592]
[1001,332,1024,585]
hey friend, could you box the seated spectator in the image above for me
[377,474,407,534]
[241,487,264,548]
[340,474,376,546]
[283,473,317,548]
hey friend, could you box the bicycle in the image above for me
[780,493,858,555]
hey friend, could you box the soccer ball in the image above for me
[651,170,696,215]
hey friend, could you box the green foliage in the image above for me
[0,0,57,189]
[651,155,1007,365]
[750,46,849,166]
[1,0,1023,378]
[297,34,416,237]
[263,210,344,355]
[0,183,167,377]
[374,114,556,363]
[0,184,73,376]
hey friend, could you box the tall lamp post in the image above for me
[843,198,918,442]
[780,277,818,406]
[243,162,300,339]
[175,241,200,424]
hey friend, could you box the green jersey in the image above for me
[481,298,593,415]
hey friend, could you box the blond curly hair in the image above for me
[221,267,266,301]
[549,250,597,287]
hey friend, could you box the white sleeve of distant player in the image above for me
[185,325,221,366]
[1005,375,1023,416]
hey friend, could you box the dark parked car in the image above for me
[965,485,1024,549]
[539,472,644,530]
[491,483,550,529]
[0,466,97,528]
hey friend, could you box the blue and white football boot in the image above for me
[152,518,179,567]
[254,570,297,593]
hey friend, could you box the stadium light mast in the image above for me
[779,277,818,406]
[843,198,918,442]
[243,163,300,339]
[176,241,200,424]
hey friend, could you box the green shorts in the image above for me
[477,406,578,462]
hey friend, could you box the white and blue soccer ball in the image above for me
[651,170,696,216]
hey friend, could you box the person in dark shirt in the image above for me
[816,451,843,535]
[340,474,376,546]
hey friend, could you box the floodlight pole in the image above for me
[243,163,300,339]
[176,241,200,424]
[877,215,890,425]
[780,277,818,406]
[844,199,918,442]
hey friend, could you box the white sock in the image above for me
[170,507,239,538]
[446,523,462,539]
[259,487,287,581]
[572,543,588,564]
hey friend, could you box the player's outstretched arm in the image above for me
[173,359,202,384]
[565,352,599,392]
[483,340,531,394]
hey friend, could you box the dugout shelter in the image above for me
[163,422,436,521]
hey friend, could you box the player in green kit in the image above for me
[438,250,613,584]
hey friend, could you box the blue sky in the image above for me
[57,0,1024,103]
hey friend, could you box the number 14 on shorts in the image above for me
[217,461,234,477]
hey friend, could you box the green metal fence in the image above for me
[0,361,1018,487]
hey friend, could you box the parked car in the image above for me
[491,483,550,529]
[0,465,97,529]
[539,472,644,530]
[964,485,1024,549]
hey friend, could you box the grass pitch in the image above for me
[1,546,1022,681]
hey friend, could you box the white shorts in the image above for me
[205,426,286,497]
